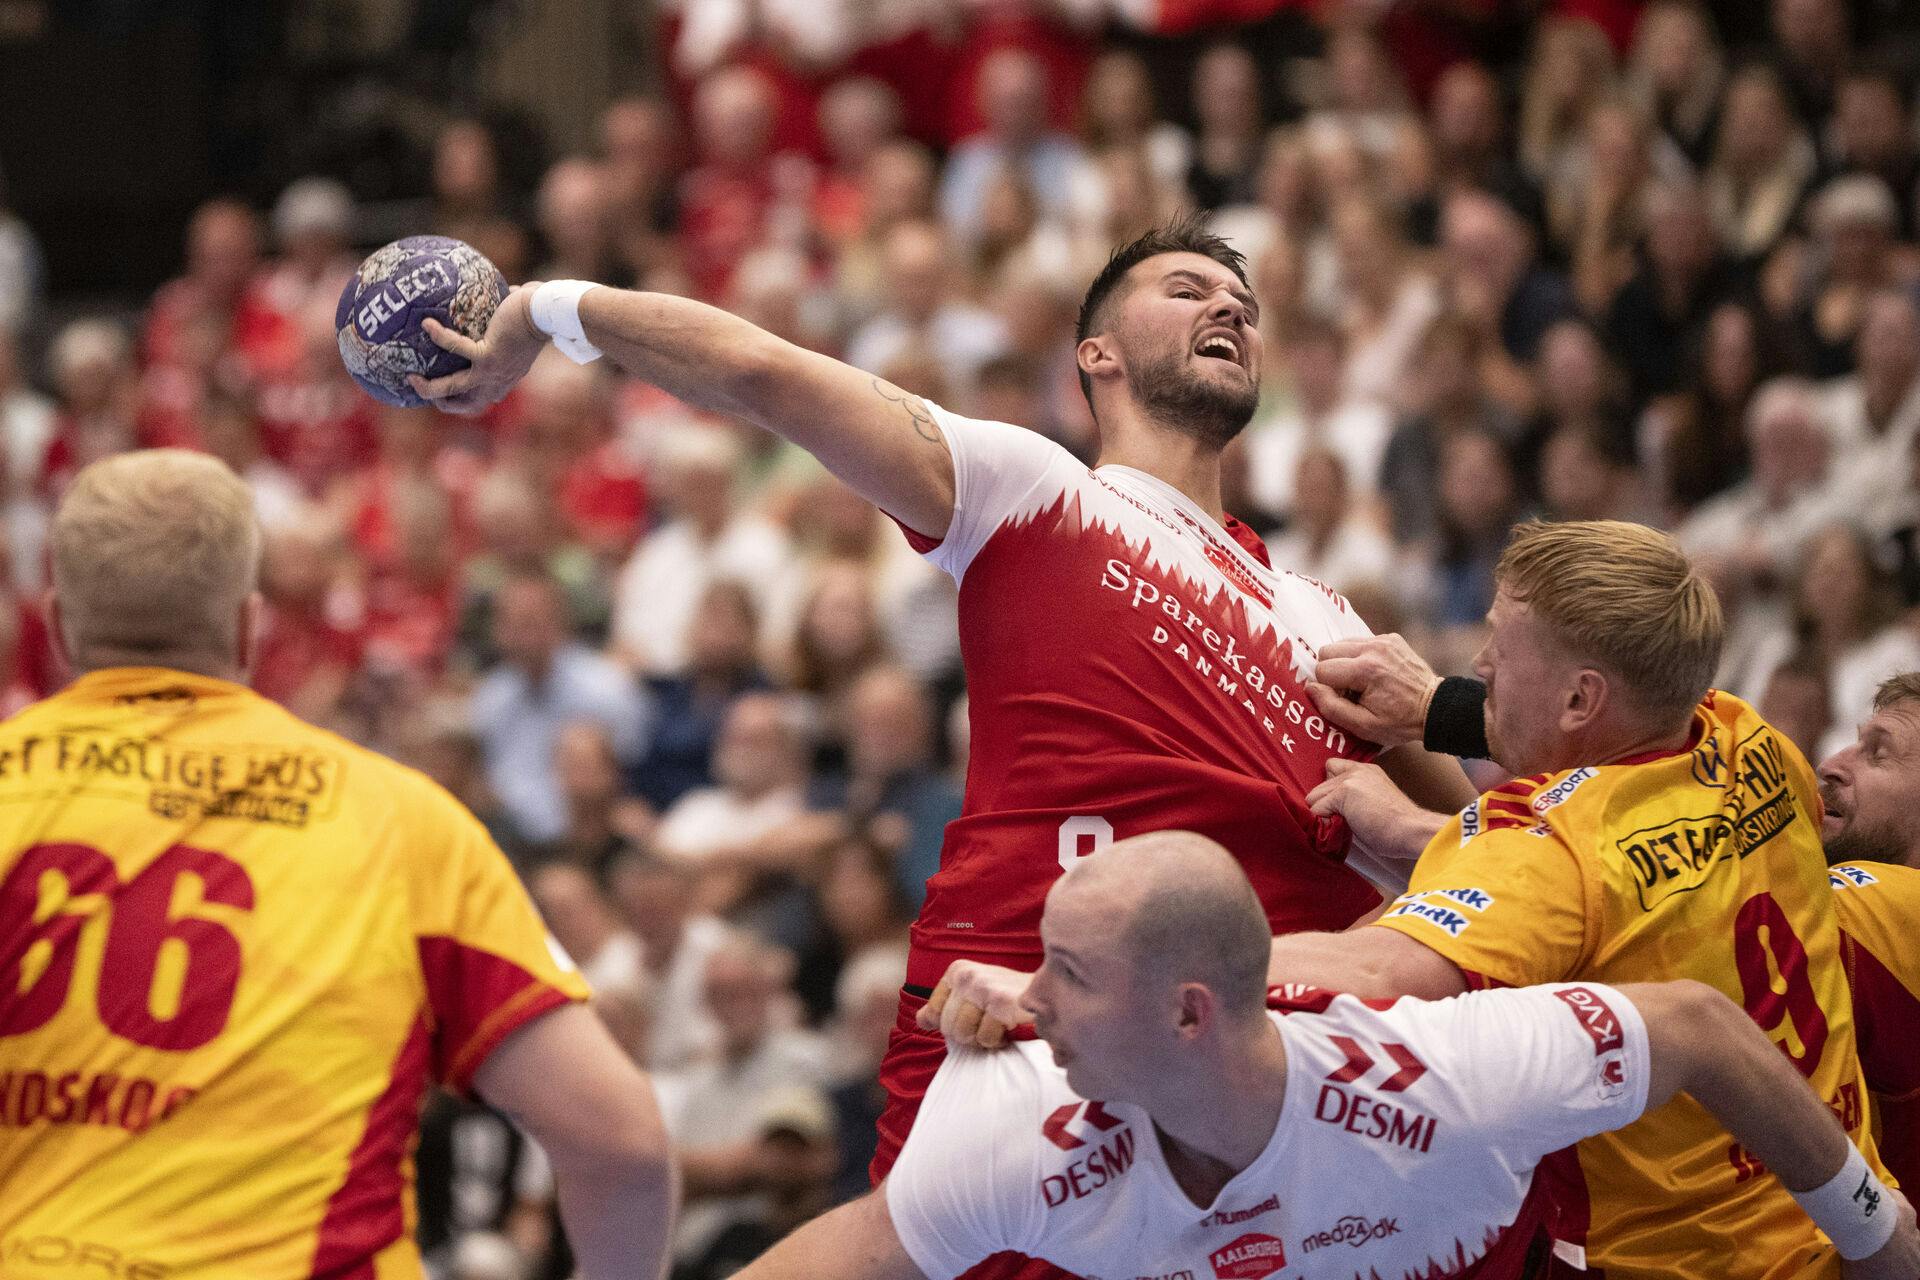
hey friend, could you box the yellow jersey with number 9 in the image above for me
[1373,690,1879,1280]
[0,668,589,1280]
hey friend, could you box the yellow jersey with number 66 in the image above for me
[0,668,590,1280]
[1373,690,1878,1280]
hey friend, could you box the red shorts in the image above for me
[870,986,1076,1280]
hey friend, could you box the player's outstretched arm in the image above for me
[731,1186,930,1280]
[474,1003,678,1280]
[412,286,957,539]
[1268,922,1469,1000]
[1621,980,1920,1275]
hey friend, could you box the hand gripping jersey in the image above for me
[1830,862,1920,1193]
[1373,691,1878,1279]
[0,669,589,1280]
[887,983,1652,1280]
[894,406,1383,995]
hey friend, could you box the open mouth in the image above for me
[1194,332,1242,367]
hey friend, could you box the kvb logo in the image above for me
[1552,987,1624,1055]
[1042,1101,1124,1151]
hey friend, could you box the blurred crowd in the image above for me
[6,0,1920,1276]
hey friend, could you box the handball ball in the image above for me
[335,235,507,408]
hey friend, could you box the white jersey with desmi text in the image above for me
[886,983,1651,1280]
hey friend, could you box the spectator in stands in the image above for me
[472,572,652,844]
[1823,287,1920,510]
[263,176,356,330]
[0,325,52,585]
[634,579,772,811]
[814,665,961,910]
[200,387,302,532]
[794,832,913,1023]
[1528,317,1631,470]
[1626,0,1726,168]
[1705,64,1817,264]
[1183,43,1265,212]
[845,219,1007,396]
[458,469,608,671]
[1264,447,1393,596]
[1425,61,1541,228]
[667,936,830,1272]
[784,562,889,726]
[528,860,643,994]
[41,320,142,495]
[1072,48,1190,231]
[1427,427,1529,632]
[1757,648,1834,763]
[0,162,41,337]
[823,944,909,1202]
[1603,180,1747,406]
[145,199,290,381]
[613,424,790,677]
[1787,175,1907,377]
[814,79,905,251]
[1766,0,1852,129]
[1538,422,1644,523]
[1827,63,1919,239]
[1747,524,1920,758]
[535,157,617,285]
[1517,16,1619,192]
[430,119,504,232]
[654,692,820,918]
[1244,316,1390,523]
[252,512,361,725]
[1379,313,1520,547]
[1678,378,1839,610]
[681,67,783,301]
[606,849,727,1073]
[1650,300,1775,512]
[600,96,681,255]
[1327,196,1441,412]
[546,720,652,873]
[939,47,1085,243]
[1438,187,1575,412]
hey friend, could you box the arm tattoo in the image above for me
[872,378,948,451]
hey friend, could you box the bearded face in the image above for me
[1124,339,1261,447]
[1095,253,1263,447]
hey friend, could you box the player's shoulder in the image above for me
[1830,862,1920,895]
[927,402,1077,470]
[920,1040,1101,1165]
[1831,863,1920,947]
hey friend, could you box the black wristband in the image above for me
[1424,676,1491,760]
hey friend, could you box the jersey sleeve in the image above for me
[898,404,1073,583]
[1398,982,1652,1160]
[1370,814,1592,988]
[885,1045,1047,1278]
[400,774,592,1094]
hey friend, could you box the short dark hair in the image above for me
[1074,217,1250,417]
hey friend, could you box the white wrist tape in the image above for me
[1793,1144,1896,1260]
[528,280,604,364]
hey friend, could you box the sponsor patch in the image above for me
[1458,800,1482,845]
[1830,865,1879,889]
[1383,897,1472,937]
[1209,1233,1286,1280]
[1553,986,1625,1055]
[1300,1215,1402,1253]
[1532,767,1596,812]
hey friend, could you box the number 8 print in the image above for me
[0,842,254,1051]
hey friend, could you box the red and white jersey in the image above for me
[886,983,1653,1280]
[899,408,1383,989]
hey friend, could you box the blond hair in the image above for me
[1873,672,1920,713]
[51,449,261,670]
[1496,519,1723,722]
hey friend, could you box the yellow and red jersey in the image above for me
[1831,861,1920,1194]
[1373,691,1878,1280]
[0,668,589,1280]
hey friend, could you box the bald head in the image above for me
[1052,832,1271,1020]
[51,449,262,676]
